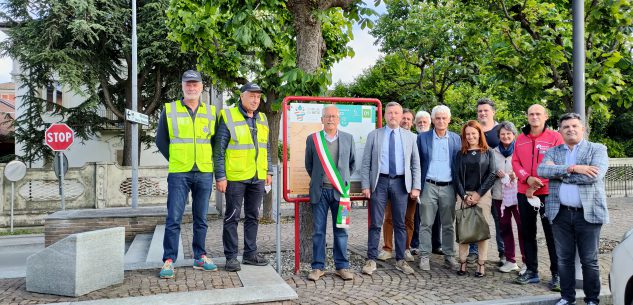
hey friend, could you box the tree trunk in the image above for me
[262,110,281,221]
[289,1,323,74]
[289,1,324,264]
[122,122,141,166]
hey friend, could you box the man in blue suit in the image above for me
[417,105,462,271]
[537,113,609,305]
[361,102,421,275]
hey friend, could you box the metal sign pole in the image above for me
[10,182,14,233]
[60,152,65,210]
[275,165,282,274]
[130,0,139,208]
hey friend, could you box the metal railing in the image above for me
[605,161,633,197]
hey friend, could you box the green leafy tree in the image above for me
[0,0,197,165]
[471,0,633,127]
[371,0,483,106]
[166,0,373,262]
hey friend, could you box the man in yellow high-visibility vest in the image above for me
[155,70,217,279]
[214,82,272,272]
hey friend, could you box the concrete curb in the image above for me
[453,286,611,305]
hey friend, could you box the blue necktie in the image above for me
[389,130,396,177]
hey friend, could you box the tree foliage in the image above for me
[0,0,197,165]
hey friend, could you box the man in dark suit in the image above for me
[417,105,462,271]
[538,113,609,305]
[361,102,421,275]
[304,105,356,281]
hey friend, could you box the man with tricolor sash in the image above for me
[304,105,356,281]
[155,70,218,279]
[214,82,273,272]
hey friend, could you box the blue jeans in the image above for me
[163,172,213,262]
[552,207,602,304]
[368,176,408,261]
[311,188,349,270]
[469,204,504,257]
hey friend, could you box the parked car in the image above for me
[610,226,633,305]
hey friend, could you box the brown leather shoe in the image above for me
[307,269,325,281]
[335,268,354,280]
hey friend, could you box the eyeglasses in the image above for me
[322,115,339,120]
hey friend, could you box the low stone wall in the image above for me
[44,206,219,246]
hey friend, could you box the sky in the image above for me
[0,3,384,86]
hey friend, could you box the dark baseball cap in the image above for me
[240,82,263,93]
[182,70,202,82]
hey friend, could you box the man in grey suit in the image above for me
[417,105,462,271]
[537,113,609,305]
[361,102,421,275]
[305,105,356,281]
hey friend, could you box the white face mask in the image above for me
[264,184,272,194]
[527,196,542,209]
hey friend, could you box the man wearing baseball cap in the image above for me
[155,70,218,278]
[214,81,273,271]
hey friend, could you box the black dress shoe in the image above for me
[432,248,445,255]
[243,253,269,266]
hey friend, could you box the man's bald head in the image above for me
[526,104,549,132]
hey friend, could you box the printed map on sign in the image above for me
[287,103,377,197]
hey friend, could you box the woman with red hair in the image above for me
[453,120,497,277]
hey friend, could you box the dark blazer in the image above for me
[305,130,356,203]
[452,149,497,200]
[417,129,462,190]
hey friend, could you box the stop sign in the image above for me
[45,123,75,151]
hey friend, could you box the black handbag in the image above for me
[455,202,490,244]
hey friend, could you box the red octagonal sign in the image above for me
[45,123,75,151]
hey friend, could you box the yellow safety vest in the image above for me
[221,107,269,181]
[165,100,216,173]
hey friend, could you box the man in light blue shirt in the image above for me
[537,113,609,305]
[361,102,421,275]
[416,105,462,271]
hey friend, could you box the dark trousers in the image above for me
[411,199,441,250]
[368,176,408,261]
[163,172,213,262]
[518,193,558,275]
[223,180,264,259]
[493,199,525,263]
[552,207,602,304]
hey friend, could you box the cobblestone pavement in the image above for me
[183,198,632,304]
[0,199,629,305]
[0,268,241,305]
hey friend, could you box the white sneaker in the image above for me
[377,250,393,261]
[362,260,377,275]
[519,264,527,275]
[404,249,415,262]
[419,256,430,271]
[396,260,415,275]
[498,261,520,273]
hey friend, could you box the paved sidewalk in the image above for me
[0,198,630,304]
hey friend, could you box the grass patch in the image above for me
[0,228,43,236]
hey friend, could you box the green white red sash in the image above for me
[313,131,351,228]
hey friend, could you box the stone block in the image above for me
[26,227,125,297]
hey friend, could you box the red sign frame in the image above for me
[282,96,383,273]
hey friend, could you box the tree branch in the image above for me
[319,0,355,10]
[504,29,523,54]
[99,75,124,120]
[144,68,162,115]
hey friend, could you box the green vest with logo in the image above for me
[221,107,269,181]
[165,100,216,173]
